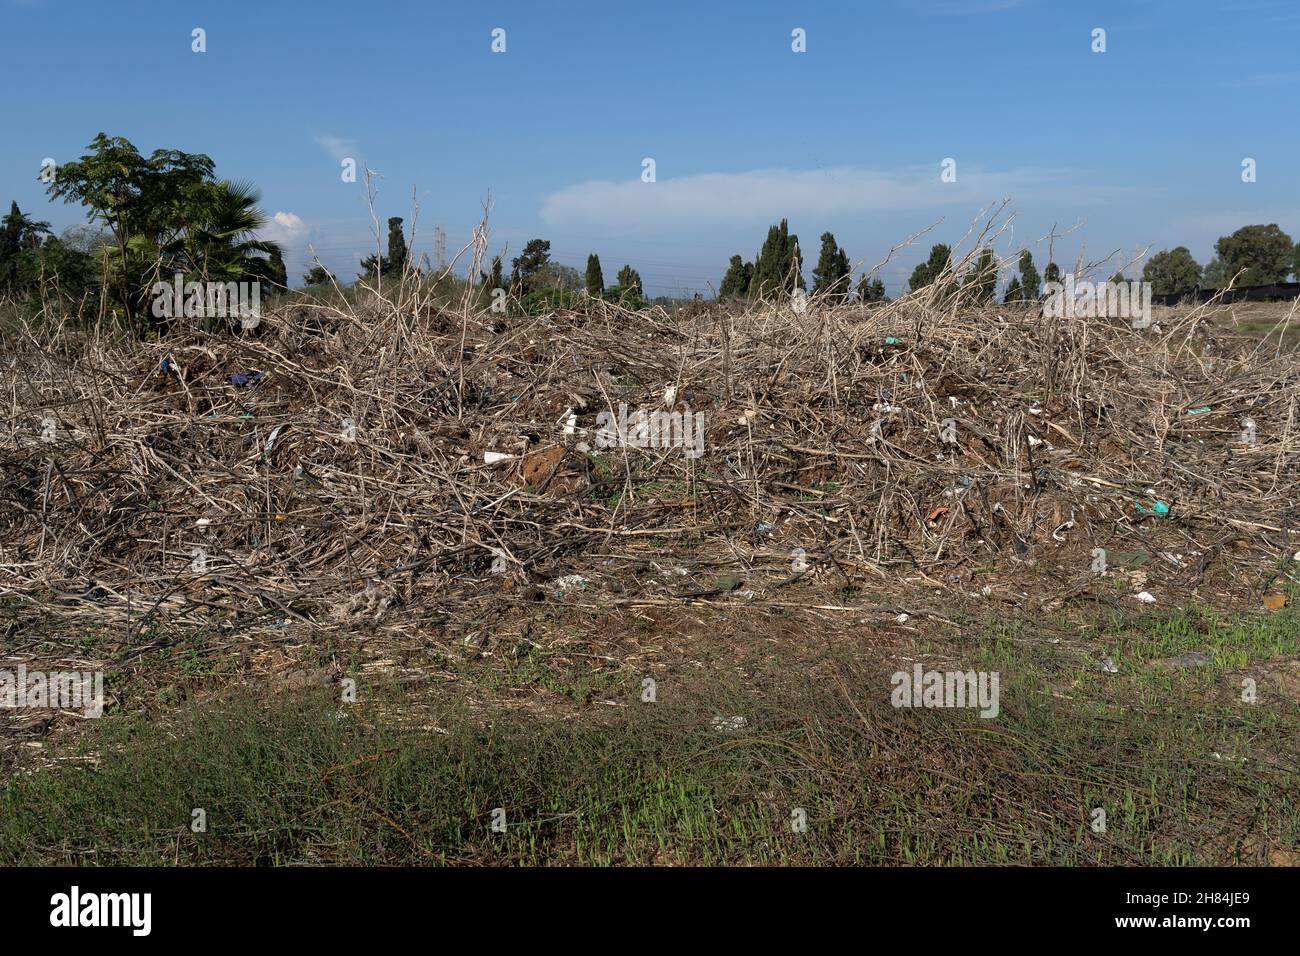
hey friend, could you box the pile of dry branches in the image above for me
[2,283,1298,646]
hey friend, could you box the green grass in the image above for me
[2,605,1296,866]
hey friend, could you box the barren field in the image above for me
[2,293,1297,865]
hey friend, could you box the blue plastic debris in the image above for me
[884,336,902,346]
[229,371,265,387]
[1135,500,1171,517]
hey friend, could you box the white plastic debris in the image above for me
[663,385,678,406]
[196,517,211,529]
[483,451,515,464]
[563,409,577,435]
[1098,657,1120,673]
[552,574,588,592]
[711,715,748,733]
[1135,591,1156,604]
[895,613,910,624]
[264,424,284,457]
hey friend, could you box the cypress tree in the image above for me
[1043,261,1061,290]
[719,255,753,299]
[1018,251,1040,302]
[752,219,804,297]
[968,247,997,304]
[585,253,604,295]
[909,243,952,291]
[385,217,408,277]
[812,232,851,303]
[858,275,886,303]
[1003,275,1023,305]
[268,247,288,293]
[616,264,643,296]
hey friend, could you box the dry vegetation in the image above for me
[1,282,1298,865]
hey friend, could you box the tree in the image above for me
[1201,257,1232,289]
[266,247,288,294]
[858,275,886,303]
[384,217,408,277]
[483,255,504,290]
[1108,271,1125,285]
[1141,247,1202,296]
[1215,224,1294,285]
[303,265,333,286]
[168,179,281,286]
[752,219,804,297]
[811,232,852,303]
[1293,242,1300,281]
[965,247,997,304]
[0,201,52,293]
[46,133,219,324]
[1043,261,1061,288]
[1018,251,1041,301]
[718,255,753,299]
[1002,276,1023,305]
[511,239,551,294]
[358,252,386,280]
[616,264,643,297]
[585,253,604,295]
[909,243,952,291]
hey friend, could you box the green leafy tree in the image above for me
[1293,242,1300,281]
[511,239,551,295]
[812,232,852,303]
[718,255,753,299]
[46,133,220,323]
[1214,224,1294,285]
[1141,247,1202,296]
[302,265,333,286]
[1018,251,1041,301]
[0,201,52,293]
[18,233,100,300]
[585,253,604,295]
[1201,257,1231,288]
[1043,261,1061,288]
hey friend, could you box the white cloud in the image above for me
[314,134,357,163]
[260,211,310,246]
[540,165,1132,234]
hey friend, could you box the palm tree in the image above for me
[164,179,281,284]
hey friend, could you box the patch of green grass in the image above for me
[2,619,1296,866]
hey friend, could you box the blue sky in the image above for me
[3,0,1299,295]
